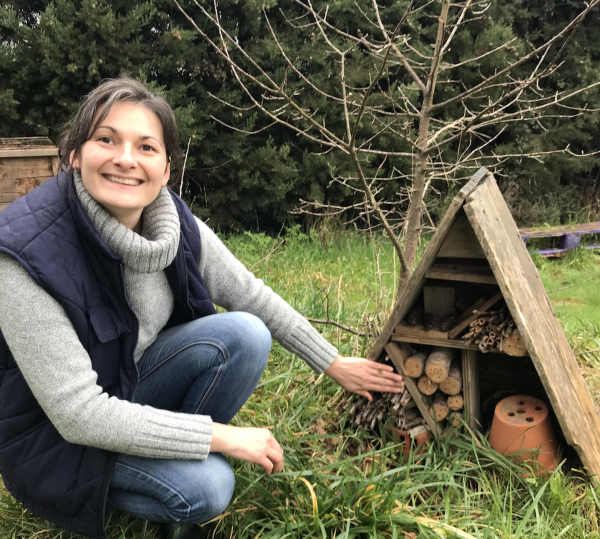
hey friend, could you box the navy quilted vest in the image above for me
[0,172,216,538]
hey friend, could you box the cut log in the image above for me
[447,393,464,411]
[429,392,450,421]
[404,352,427,378]
[425,347,455,383]
[503,328,528,357]
[384,342,442,437]
[439,361,462,395]
[418,375,438,395]
[448,411,462,428]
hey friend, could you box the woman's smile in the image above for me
[104,174,144,186]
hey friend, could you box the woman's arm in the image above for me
[195,217,338,373]
[194,219,404,397]
[0,252,213,460]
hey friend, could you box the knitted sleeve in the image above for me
[195,218,339,373]
[0,252,213,459]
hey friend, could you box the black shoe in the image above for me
[161,522,207,539]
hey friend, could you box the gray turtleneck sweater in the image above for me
[0,175,338,460]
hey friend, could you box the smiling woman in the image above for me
[0,78,404,539]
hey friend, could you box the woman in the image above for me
[0,78,403,539]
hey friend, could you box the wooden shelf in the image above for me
[425,263,497,285]
[392,322,474,350]
[391,322,528,356]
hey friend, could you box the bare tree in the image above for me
[173,0,600,327]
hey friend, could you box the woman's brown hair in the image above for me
[59,78,182,174]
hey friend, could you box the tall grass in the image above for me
[2,230,600,538]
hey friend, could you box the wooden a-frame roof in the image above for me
[368,167,600,479]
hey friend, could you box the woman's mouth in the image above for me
[105,175,142,186]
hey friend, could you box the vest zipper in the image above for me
[100,262,140,539]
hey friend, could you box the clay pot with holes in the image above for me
[488,395,559,475]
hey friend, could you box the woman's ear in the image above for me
[70,150,80,170]
[162,160,171,187]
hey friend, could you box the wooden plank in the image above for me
[437,214,486,258]
[462,349,481,431]
[464,175,600,479]
[425,263,497,285]
[0,149,59,158]
[392,322,480,351]
[424,285,454,319]
[0,137,55,148]
[0,177,15,202]
[520,221,600,239]
[367,167,492,361]
[447,291,503,339]
[16,176,49,198]
[385,342,442,437]
[51,155,60,176]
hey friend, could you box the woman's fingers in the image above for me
[325,355,405,396]
[211,424,284,474]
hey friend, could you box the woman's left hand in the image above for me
[324,355,405,401]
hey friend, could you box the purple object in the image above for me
[519,222,600,257]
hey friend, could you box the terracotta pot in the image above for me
[488,395,559,475]
[387,426,431,459]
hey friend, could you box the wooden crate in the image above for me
[0,137,59,212]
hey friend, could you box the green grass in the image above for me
[2,230,600,538]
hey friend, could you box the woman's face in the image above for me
[71,101,171,231]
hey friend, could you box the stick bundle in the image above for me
[349,353,427,432]
[461,305,516,353]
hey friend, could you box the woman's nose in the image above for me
[113,143,137,167]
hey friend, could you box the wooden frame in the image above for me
[370,167,600,479]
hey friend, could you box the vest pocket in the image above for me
[89,305,125,343]
[89,306,126,390]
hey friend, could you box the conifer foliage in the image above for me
[1,0,600,231]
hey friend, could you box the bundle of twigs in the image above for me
[348,354,425,432]
[461,305,515,352]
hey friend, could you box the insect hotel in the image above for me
[0,137,59,212]
[353,167,600,478]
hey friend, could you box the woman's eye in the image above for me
[98,136,113,144]
[141,144,156,152]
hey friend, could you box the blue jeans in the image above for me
[107,312,271,523]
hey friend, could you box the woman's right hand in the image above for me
[210,423,284,474]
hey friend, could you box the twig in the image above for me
[179,136,192,198]
[575,348,600,356]
[305,317,372,337]
[548,274,600,293]
[248,239,285,272]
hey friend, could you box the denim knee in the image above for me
[174,455,235,523]
[229,312,271,370]
[109,454,236,524]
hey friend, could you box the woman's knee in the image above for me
[175,455,235,523]
[219,312,271,371]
